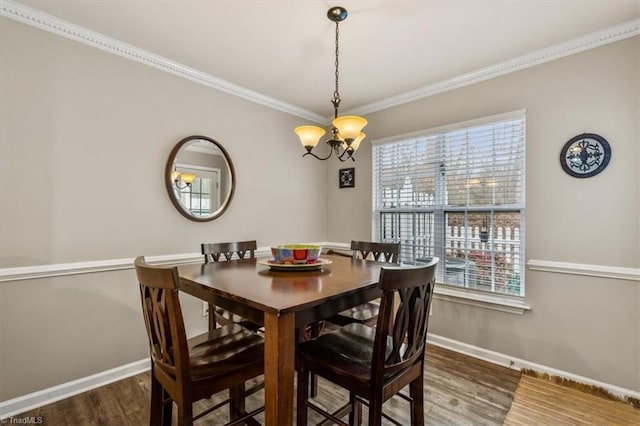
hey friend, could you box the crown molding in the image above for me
[344,18,640,117]
[0,0,325,123]
[1,1,638,123]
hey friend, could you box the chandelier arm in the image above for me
[337,147,355,162]
[302,149,334,161]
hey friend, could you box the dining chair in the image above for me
[296,258,437,426]
[201,240,262,332]
[134,256,264,426]
[327,240,401,327]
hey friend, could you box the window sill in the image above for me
[434,284,531,314]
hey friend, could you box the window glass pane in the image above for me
[444,211,522,295]
[373,113,525,296]
[201,178,211,193]
[443,121,525,207]
[379,211,435,261]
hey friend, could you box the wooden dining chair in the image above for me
[296,258,438,426]
[201,240,262,332]
[135,256,264,426]
[327,240,401,327]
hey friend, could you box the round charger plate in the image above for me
[258,258,333,272]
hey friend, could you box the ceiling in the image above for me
[15,1,640,119]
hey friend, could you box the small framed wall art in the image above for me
[560,133,611,178]
[339,167,355,188]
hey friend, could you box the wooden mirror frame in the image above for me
[165,135,236,222]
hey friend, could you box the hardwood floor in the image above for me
[504,375,640,426]
[12,345,521,425]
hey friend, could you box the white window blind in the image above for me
[373,111,526,296]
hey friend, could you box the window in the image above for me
[373,111,525,296]
[175,165,222,217]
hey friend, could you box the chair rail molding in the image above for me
[527,259,640,282]
[2,0,638,120]
[0,242,347,283]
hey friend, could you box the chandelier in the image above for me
[295,6,367,162]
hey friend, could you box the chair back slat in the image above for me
[351,240,400,263]
[135,256,190,382]
[372,259,437,379]
[202,241,257,263]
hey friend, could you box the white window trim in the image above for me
[372,110,527,310]
[434,285,531,314]
[371,109,527,147]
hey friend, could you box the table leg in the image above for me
[264,311,295,426]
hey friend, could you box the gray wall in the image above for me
[327,37,640,391]
[0,18,328,400]
[1,16,638,402]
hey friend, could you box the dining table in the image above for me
[177,253,384,425]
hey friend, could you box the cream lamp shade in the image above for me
[342,132,366,151]
[295,126,326,148]
[332,116,367,142]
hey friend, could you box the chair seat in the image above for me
[297,323,401,384]
[187,324,264,382]
[326,300,380,327]
[338,300,380,322]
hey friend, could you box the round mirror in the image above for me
[165,135,236,222]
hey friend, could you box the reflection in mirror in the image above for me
[165,136,235,222]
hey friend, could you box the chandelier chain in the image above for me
[295,7,365,162]
[333,21,340,106]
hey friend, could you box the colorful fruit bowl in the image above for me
[270,244,322,265]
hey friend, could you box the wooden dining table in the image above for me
[177,253,383,426]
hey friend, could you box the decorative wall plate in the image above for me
[339,167,355,188]
[560,133,611,178]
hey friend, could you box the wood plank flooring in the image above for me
[504,375,640,426]
[11,345,521,425]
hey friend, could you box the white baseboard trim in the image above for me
[427,333,640,401]
[2,333,638,419]
[0,359,150,420]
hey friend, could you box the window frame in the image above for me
[371,110,530,314]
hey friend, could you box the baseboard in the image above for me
[0,359,150,420]
[427,333,640,402]
[4,334,638,420]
